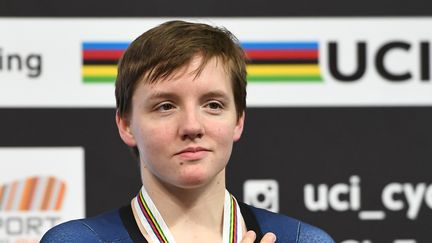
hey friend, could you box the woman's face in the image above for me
[117,55,244,189]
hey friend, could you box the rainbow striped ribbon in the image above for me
[133,187,243,243]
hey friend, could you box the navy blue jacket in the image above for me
[41,203,334,243]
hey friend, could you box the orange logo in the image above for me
[0,176,66,211]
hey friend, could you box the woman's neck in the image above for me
[139,169,227,237]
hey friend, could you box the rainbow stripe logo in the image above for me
[0,176,66,211]
[82,42,129,83]
[82,41,322,83]
[243,42,322,82]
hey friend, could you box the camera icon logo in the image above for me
[243,179,279,213]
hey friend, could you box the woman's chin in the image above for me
[175,175,210,189]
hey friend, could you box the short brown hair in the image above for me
[115,20,247,120]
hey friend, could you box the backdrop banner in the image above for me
[1,18,431,242]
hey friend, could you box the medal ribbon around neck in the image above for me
[132,186,243,243]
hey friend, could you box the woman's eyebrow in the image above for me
[200,91,230,101]
[145,90,230,102]
[146,91,180,101]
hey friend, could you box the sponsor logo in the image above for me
[0,176,66,212]
[81,40,432,84]
[327,41,430,82]
[0,147,85,242]
[243,179,279,212]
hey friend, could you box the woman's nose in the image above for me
[178,108,205,141]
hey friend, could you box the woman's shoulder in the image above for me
[40,207,133,243]
[240,202,335,243]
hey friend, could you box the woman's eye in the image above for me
[207,101,223,110]
[157,103,175,111]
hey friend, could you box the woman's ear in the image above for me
[116,110,137,147]
[233,111,245,142]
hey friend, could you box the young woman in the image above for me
[41,20,334,243]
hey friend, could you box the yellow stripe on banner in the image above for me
[247,64,320,76]
[82,65,117,76]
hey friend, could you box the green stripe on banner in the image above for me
[83,76,116,83]
[247,75,323,82]
[84,75,323,83]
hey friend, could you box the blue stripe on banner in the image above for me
[241,42,318,50]
[82,42,130,50]
[82,41,317,50]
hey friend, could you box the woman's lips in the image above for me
[175,147,210,161]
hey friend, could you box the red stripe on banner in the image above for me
[83,50,124,60]
[137,196,165,243]
[245,50,318,60]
